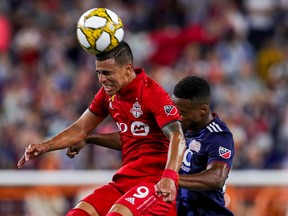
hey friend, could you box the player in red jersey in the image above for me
[17,41,186,216]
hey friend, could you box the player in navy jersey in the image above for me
[17,41,186,216]
[67,75,235,216]
[172,76,234,216]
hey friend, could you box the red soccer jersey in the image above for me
[89,68,181,180]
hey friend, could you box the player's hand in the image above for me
[17,144,47,168]
[154,177,177,203]
[66,140,86,158]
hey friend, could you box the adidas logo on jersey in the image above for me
[125,197,135,205]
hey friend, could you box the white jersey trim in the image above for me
[207,122,223,133]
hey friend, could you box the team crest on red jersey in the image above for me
[164,105,177,116]
[219,146,231,159]
[130,100,143,118]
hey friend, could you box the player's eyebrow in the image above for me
[95,69,111,75]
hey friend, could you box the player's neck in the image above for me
[204,112,214,126]
[196,112,213,132]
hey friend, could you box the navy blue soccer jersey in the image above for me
[177,113,234,216]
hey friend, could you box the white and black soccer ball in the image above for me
[76,8,124,55]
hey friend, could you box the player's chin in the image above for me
[104,88,117,96]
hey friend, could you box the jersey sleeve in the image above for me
[146,87,181,129]
[89,87,109,118]
[206,133,234,169]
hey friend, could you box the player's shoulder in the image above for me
[135,68,167,92]
[205,113,231,135]
[202,114,234,147]
[144,77,165,92]
[202,114,234,144]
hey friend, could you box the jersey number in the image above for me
[133,186,149,198]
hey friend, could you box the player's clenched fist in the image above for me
[17,143,48,168]
[154,177,177,203]
[66,140,86,158]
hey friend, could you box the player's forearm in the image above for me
[179,174,224,190]
[162,121,186,172]
[165,132,186,171]
[48,109,105,152]
[43,123,88,152]
[178,164,229,190]
[85,132,122,150]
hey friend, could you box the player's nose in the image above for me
[98,73,107,83]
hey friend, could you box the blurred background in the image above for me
[1,0,288,215]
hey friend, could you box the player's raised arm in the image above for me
[155,120,185,202]
[17,109,104,168]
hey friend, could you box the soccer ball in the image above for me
[76,8,124,55]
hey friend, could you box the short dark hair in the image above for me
[173,76,210,102]
[95,41,133,66]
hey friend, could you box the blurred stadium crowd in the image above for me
[1,0,288,172]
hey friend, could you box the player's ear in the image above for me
[200,104,208,115]
[125,63,133,72]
